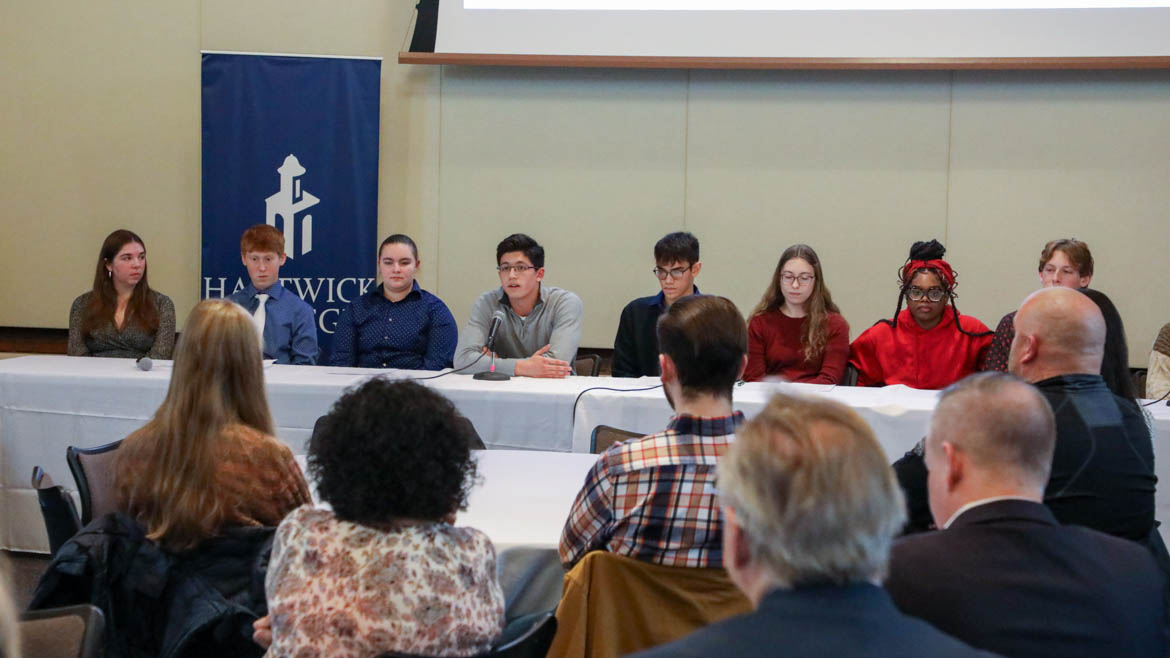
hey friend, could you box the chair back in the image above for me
[589,425,643,454]
[548,551,750,658]
[66,440,124,525]
[31,466,81,555]
[573,354,601,377]
[841,363,860,386]
[20,604,105,658]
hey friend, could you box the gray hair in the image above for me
[718,393,906,588]
[930,372,1056,489]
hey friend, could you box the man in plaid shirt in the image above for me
[559,294,748,569]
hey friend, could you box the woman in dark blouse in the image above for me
[67,229,175,359]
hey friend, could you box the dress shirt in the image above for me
[453,285,583,376]
[328,282,457,370]
[611,287,699,378]
[228,282,318,365]
[559,412,745,569]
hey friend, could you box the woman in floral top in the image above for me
[259,378,503,658]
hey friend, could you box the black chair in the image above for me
[573,354,601,377]
[20,604,105,658]
[590,425,643,454]
[66,440,123,525]
[377,611,557,658]
[32,466,82,556]
[840,363,860,386]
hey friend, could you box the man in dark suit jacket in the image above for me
[885,372,1167,658]
[630,394,996,658]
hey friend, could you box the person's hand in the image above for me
[253,615,273,648]
[514,344,572,378]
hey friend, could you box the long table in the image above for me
[3,355,1169,552]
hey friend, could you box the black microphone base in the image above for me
[473,371,511,381]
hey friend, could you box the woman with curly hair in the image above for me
[848,240,993,389]
[115,299,310,550]
[259,378,504,657]
[744,244,849,383]
[68,229,176,359]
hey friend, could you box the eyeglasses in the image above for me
[497,264,535,274]
[780,273,815,286]
[907,287,946,302]
[653,266,692,281]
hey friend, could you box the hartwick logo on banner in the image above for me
[202,155,375,334]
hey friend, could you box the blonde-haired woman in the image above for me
[115,299,310,551]
[744,244,849,384]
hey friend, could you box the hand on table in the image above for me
[514,344,572,378]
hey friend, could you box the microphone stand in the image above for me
[473,331,511,381]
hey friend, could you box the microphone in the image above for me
[474,310,511,381]
[485,310,506,351]
[136,357,153,371]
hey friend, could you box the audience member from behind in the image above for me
[896,287,1156,539]
[116,299,311,551]
[259,379,504,657]
[1149,321,1170,401]
[982,238,1093,371]
[849,240,992,389]
[886,373,1166,658]
[560,295,748,569]
[329,234,458,369]
[612,231,703,378]
[629,394,995,658]
[744,244,849,384]
[68,229,176,359]
[454,233,582,378]
[228,224,319,365]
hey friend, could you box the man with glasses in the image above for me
[612,232,702,377]
[453,233,582,378]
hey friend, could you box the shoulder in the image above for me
[957,314,991,334]
[223,424,292,458]
[419,288,454,312]
[148,290,174,310]
[622,295,659,312]
[545,286,583,309]
[853,317,894,343]
[995,311,1016,332]
[825,311,850,333]
[70,291,93,312]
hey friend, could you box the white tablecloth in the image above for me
[3,355,1169,551]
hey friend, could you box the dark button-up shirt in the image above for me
[228,282,318,365]
[328,282,457,370]
[611,287,699,378]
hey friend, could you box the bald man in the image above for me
[894,287,1155,541]
[885,373,1167,658]
[1008,287,1156,541]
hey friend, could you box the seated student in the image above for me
[612,231,702,378]
[982,238,1094,371]
[68,229,176,359]
[115,299,311,550]
[886,373,1166,658]
[849,240,992,389]
[227,224,318,365]
[1149,322,1170,401]
[744,244,849,384]
[256,379,504,657]
[329,234,457,369]
[560,295,747,569]
[453,233,582,378]
[629,394,995,658]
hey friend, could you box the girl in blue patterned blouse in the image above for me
[328,234,458,370]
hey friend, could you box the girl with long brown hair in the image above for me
[67,229,176,359]
[115,299,310,551]
[744,244,850,384]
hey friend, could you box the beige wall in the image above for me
[3,2,1168,365]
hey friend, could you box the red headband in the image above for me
[901,259,955,288]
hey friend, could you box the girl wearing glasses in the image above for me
[849,240,992,389]
[744,244,850,383]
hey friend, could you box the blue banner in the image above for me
[201,53,381,358]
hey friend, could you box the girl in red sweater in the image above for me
[744,244,850,384]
